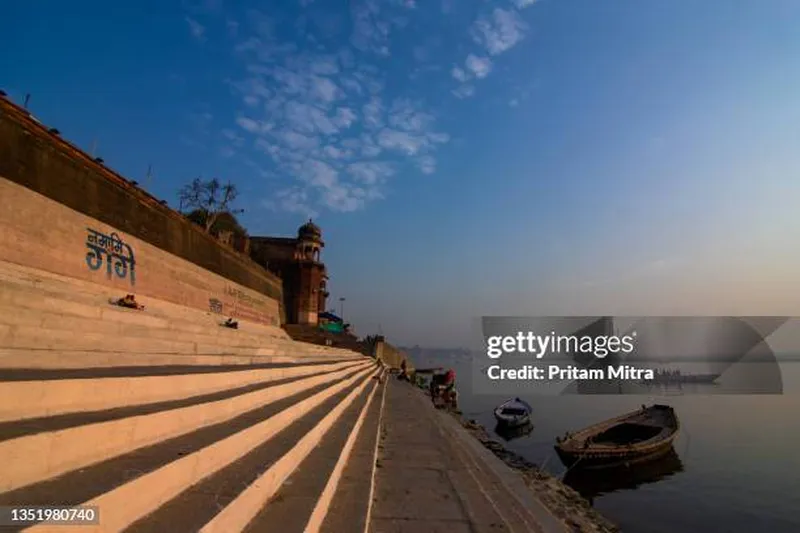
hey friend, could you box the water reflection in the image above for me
[494,420,534,442]
[563,447,684,504]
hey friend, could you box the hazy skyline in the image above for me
[4,1,800,347]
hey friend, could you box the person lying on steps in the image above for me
[113,294,145,310]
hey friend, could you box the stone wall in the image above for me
[0,178,282,327]
[373,337,413,371]
[0,96,285,323]
[0,95,285,326]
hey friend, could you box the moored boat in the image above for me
[494,420,534,442]
[555,404,679,469]
[493,397,532,428]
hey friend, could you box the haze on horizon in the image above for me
[3,1,800,348]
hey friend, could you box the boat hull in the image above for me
[555,404,680,469]
[494,413,531,429]
[493,398,533,429]
[555,436,677,469]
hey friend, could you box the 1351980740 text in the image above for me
[0,506,100,526]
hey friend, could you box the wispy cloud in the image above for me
[185,17,206,41]
[187,0,545,214]
[226,10,448,215]
[449,55,491,98]
[350,0,416,56]
[452,84,476,99]
[465,54,493,79]
[450,4,535,98]
[471,8,528,56]
[452,66,470,83]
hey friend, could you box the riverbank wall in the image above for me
[371,335,414,371]
[0,94,285,326]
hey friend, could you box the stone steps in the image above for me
[0,324,355,360]
[0,368,386,533]
[0,260,290,340]
[0,260,392,533]
[0,278,308,350]
[0,347,353,370]
[0,260,277,329]
[0,363,375,493]
[0,262,361,361]
[0,305,284,348]
[0,322,327,358]
[319,370,386,533]
[0,359,364,422]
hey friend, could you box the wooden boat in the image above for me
[563,447,684,502]
[494,420,534,442]
[493,397,532,428]
[555,404,679,469]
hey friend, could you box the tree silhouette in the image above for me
[178,178,244,233]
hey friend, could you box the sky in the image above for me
[3,1,800,348]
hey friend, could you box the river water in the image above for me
[412,355,800,533]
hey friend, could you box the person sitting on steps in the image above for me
[114,294,144,310]
[223,317,239,329]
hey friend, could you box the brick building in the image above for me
[249,220,329,325]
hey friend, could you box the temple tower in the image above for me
[293,219,328,325]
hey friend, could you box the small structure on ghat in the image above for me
[249,220,329,326]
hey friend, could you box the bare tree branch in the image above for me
[177,177,244,234]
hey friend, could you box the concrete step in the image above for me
[0,330,356,362]
[0,359,367,422]
[0,287,358,360]
[0,304,279,346]
[197,368,379,533]
[319,376,387,533]
[126,372,378,533]
[0,263,290,340]
[17,367,378,532]
[0,347,365,370]
[0,279,286,342]
[0,363,373,492]
[0,305,355,358]
[0,363,367,445]
[0,369,375,518]
[0,260,265,327]
[1,322,289,355]
[0,264,361,359]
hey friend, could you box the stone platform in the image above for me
[370,381,569,533]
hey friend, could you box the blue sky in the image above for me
[4,1,800,347]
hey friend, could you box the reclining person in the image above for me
[114,294,144,310]
[223,317,239,329]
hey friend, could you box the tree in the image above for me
[186,209,248,237]
[178,177,244,233]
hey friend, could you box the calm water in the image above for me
[415,356,800,533]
